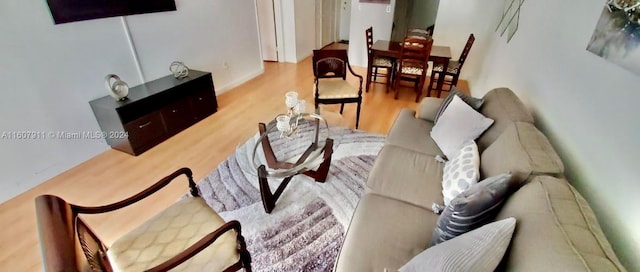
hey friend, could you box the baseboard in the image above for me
[215,68,265,94]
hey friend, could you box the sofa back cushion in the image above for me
[495,176,627,272]
[477,88,534,151]
[480,122,564,183]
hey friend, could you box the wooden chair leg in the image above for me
[416,76,425,103]
[451,73,460,87]
[340,103,345,113]
[373,67,378,81]
[355,102,361,129]
[427,72,436,97]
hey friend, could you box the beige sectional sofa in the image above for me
[334,88,627,271]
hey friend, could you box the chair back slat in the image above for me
[458,34,475,66]
[399,37,433,67]
[365,27,374,56]
[313,49,348,79]
[77,217,109,271]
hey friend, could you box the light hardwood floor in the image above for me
[0,56,468,271]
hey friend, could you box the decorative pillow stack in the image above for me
[441,141,480,206]
[430,95,493,160]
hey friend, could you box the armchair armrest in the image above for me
[72,167,197,214]
[347,63,363,91]
[417,97,445,122]
[148,220,247,272]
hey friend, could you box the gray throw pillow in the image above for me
[431,173,517,245]
[399,217,516,272]
[434,86,484,124]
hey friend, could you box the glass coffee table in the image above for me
[250,113,334,213]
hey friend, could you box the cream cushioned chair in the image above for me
[312,49,363,129]
[35,168,252,272]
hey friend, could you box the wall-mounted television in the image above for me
[46,0,177,24]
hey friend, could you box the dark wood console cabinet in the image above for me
[89,70,217,156]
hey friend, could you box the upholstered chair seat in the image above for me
[107,197,240,272]
[314,78,360,99]
[401,65,425,76]
[432,60,460,74]
[373,56,394,68]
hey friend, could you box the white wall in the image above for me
[347,0,396,67]
[0,0,263,203]
[294,0,317,61]
[276,0,317,63]
[433,0,504,90]
[438,0,640,270]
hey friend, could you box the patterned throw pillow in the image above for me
[442,141,480,206]
[399,218,516,272]
[431,173,516,246]
[434,86,484,124]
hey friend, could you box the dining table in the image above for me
[367,40,452,95]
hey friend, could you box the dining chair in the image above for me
[35,167,252,272]
[312,49,363,129]
[366,27,395,92]
[428,33,475,97]
[393,37,434,102]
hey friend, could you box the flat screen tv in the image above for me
[46,0,177,24]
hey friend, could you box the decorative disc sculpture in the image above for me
[104,74,129,101]
[169,61,190,79]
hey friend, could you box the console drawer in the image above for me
[190,90,217,121]
[124,112,166,148]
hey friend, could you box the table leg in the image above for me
[258,165,294,214]
[302,138,333,183]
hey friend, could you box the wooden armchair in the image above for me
[35,167,252,272]
[312,49,363,129]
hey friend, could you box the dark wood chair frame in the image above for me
[428,33,475,97]
[35,167,252,272]
[312,49,364,129]
[366,26,395,91]
[393,37,434,102]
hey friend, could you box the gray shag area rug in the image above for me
[194,125,384,272]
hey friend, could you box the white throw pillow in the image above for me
[442,141,480,206]
[430,95,494,159]
[398,217,516,272]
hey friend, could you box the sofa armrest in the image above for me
[417,97,444,121]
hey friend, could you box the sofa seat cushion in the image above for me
[477,88,534,151]
[386,108,443,156]
[366,145,444,209]
[481,122,564,183]
[335,193,438,272]
[495,176,627,272]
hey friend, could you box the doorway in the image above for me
[316,0,345,49]
[256,0,278,61]
[391,0,440,41]
[338,0,351,43]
